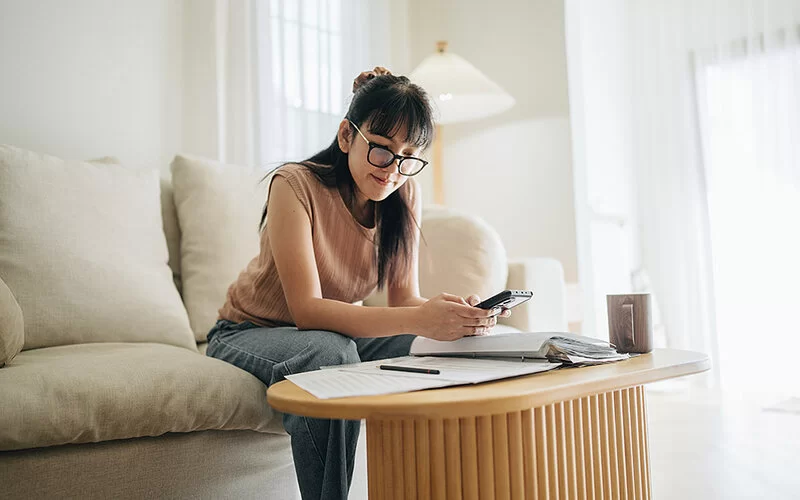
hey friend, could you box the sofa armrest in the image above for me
[497,258,568,332]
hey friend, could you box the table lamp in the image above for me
[409,41,515,203]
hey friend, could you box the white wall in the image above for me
[404,0,579,284]
[0,0,183,170]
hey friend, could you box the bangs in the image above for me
[364,91,434,149]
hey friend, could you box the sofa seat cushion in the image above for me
[0,343,283,451]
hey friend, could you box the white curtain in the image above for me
[182,0,393,168]
[622,0,724,383]
[565,0,720,372]
[694,5,800,400]
[567,0,800,396]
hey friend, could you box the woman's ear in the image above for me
[337,119,353,153]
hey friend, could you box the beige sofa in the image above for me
[0,146,567,499]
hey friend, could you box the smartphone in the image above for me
[476,290,534,314]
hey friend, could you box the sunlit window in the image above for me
[698,44,800,401]
[258,0,346,163]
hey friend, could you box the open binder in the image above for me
[410,331,630,364]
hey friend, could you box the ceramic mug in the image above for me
[606,293,653,354]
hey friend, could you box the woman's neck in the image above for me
[341,185,375,228]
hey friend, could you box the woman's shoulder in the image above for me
[272,162,330,191]
[270,162,336,214]
[273,162,319,180]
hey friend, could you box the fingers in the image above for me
[443,325,490,340]
[463,315,497,327]
[452,302,496,319]
[425,293,499,341]
[500,308,512,318]
[465,325,491,336]
[437,294,492,317]
[439,293,469,305]
[436,315,496,341]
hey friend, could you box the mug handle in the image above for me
[622,303,635,347]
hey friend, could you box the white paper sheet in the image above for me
[285,356,561,399]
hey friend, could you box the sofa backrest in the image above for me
[0,145,195,351]
[160,175,183,294]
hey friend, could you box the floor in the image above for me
[647,385,800,499]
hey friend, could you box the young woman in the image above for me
[206,67,510,500]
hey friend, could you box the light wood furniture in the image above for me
[268,349,709,499]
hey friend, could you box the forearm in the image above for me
[293,298,420,338]
[390,296,427,308]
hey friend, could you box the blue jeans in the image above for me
[206,319,415,500]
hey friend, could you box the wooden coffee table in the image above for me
[268,348,709,499]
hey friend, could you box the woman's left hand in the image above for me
[465,295,512,319]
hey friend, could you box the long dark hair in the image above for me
[260,74,435,289]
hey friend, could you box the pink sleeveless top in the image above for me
[218,163,420,327]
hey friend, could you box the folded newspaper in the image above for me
[410,331,629,365]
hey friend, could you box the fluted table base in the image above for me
[366,386,651,500]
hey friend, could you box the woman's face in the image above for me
[338,119,423,203]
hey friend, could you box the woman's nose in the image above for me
[385,159,401,175]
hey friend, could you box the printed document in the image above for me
[286,356,561,399]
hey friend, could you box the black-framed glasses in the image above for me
[349,120,428,177]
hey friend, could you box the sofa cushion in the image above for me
[365,205,509,306]
[90,156,182,293]
[170,155,267,341]
[0,145,194,350]
[0,277,24,367]
[160,175,183,294]
[0,342,282,451]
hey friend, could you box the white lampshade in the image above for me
[409,42,515,124]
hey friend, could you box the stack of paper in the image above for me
[543,336,630,364]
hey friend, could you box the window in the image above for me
[256,0,351,165]
[697,42,800,401]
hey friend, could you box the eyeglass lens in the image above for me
[368,147,425,175]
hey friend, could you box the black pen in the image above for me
[379,364,441,375]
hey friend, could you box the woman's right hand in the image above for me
[413,293,498,341]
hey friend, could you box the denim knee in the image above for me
[296,330,360,370]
